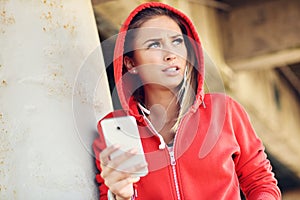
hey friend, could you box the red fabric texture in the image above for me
[93,2,281,200]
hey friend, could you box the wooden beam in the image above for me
[227,48,300,70]
[219,0,300,62]
[187,0,231,11]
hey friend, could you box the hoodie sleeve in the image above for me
[93,111,129,200]
[229,98,281,200]
[93,120,109,200]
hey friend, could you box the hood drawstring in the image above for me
[158,137,166,150]
[202,101,206,108]
[138,103,151,115]
[138,103,166,150]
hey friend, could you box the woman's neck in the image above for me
[144,88,178,117]
[143,87,179,143]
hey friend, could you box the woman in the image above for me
[93,2,281,200]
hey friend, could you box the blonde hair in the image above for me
[173,61,198,132]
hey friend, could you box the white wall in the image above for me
[0,1,112,199]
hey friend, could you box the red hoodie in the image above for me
[93,2,281,200]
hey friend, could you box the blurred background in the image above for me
[92,0,300,199]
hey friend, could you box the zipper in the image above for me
[168,112,192,200]
[169,150,181,200]
[143,116,181,199]
[142,112,191,200]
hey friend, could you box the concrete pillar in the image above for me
[0,0,112,199]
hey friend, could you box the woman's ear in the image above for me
[124,56,134,69]
[124,56,138,74]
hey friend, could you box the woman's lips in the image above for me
[162,66,180,75]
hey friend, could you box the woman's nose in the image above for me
[164,50,177,62]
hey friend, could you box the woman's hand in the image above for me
[99,144,147,200]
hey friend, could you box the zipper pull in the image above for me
[169,151,176,165]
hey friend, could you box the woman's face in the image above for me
[125,15,188,92]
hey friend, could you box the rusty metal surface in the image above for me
[0,0,112,199]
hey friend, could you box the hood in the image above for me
[113,2,205,115]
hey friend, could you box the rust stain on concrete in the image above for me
[0,185,7,192]
[40,0,76,35]
[1,80,7,86]
[0,8,15,34]
[41,11,52,21]
[0,9,15,25]
[42,0,64,9]
[46,65,72,98]
[63,23,75,34]
[0,111,12,198]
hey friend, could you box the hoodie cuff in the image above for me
[107,190,136,200]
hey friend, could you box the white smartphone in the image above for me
[100,116,148,177]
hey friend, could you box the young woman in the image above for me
[93,2,281,200]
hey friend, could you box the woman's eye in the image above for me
[173,38,184,46]
[148,42,161,49]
